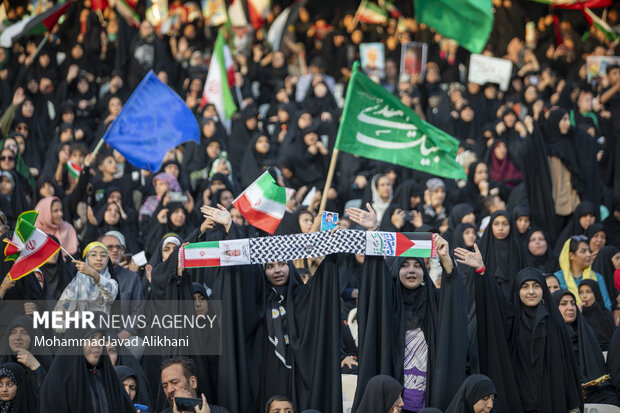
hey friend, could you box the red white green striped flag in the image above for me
[201,29,237,124]
[3,211,60,281]
[64,159,82,178]
[356,1,387,24]
[233,170,291,234]
[0,0,73,48]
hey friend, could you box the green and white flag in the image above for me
[335,63,466,180]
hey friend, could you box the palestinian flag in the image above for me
[64,158,82,178]
[3,211,60,281]
[233,170,291,234]
[356,1,387,25]
[201,29,237,124]
[365,232,436,258]
[0,0,73,48]
[182,239,251,268]
[584,8,618,41]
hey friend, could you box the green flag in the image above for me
[335,64,466,180]
[414,0,493,54]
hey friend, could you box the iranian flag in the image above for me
[182,239,251,268]
[201,29,237,125]
[3,211,60,281]
[0,0,73,48]
[233,170,291,234]
[248,0,271,29]
[356,0,387,24]
[64,158,82,178]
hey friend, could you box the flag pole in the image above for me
[91,137,106,156]
[60,246,76,261]
[318,148,339,214]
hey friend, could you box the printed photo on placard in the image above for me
[360,42,385,79]
[321,211,339,231]
[400,42,428,80]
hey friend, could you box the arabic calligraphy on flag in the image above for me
[334,65,466,180]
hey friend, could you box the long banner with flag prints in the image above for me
[181,230,436,268]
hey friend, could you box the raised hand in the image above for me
[201,204,232,231]
[346,202,377,231]
[454,244,484,272]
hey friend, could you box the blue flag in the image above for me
[103,71,199,172]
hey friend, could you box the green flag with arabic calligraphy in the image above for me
[335,64,467,180]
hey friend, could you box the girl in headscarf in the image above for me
[356,375,404,413]
[239,134,277,188]
[553,289,619,405]
[138,172,181,230]
[229,106,260,172]
[0,146,32,201]
[0,361,39,413]
[34,196,78,256]
[0,170,29,227]
[349,207,467,413]
[379,180,424,233]
[512,206,531,241]
[368,174,393,225]
[554,236,612,310]
[39,322,135,412]
[487,139,522,191]
[545,109,599,228]
[586,223,607,261]
[0,315,53,380]
[145,203,194,256]
[82,202,139,253]
[55,242,119,315]
[477,211,529,299]
[578,279,616,351]
[456,162,494,217]
[524,228,557,273]
[476,267,583,413]
[444,374,496,413]
[0,137,35,192]
[441,204,475,247]
[591,245,620,310]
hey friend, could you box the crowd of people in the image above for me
[0,0,619,411]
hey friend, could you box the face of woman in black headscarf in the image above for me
[557,292,577,324]
[82,331,104,366]
[471,162,488,186]
[462,227,477,248]
[578,284,596,308]
[202,120,216,139]
[0,174,13,196]
[218,189,234,209]
[170,207,187,228]
[0,374,16,402]
[7,327,30,354]
[265,261,289,286]
[578,213,595,232]
[399,258,424,290]
[528,230,547,257]
[545,275,561,293]
[103,203,121,226]
[491,214,510,240]
[588,229,606,256]
[255,135,270,155]
[206,140,221,160]
[519,279,543,307]
[516,214,531,235]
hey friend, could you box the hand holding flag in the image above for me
[3,211,60,281]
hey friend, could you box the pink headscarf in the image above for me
[35,196,78,255]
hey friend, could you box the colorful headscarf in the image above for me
[558,238,597,308]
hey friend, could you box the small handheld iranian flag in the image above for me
[233,170,292,235]
[3,211,60,280]
[64,158,82,178]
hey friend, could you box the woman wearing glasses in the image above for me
[553,235,613,311]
